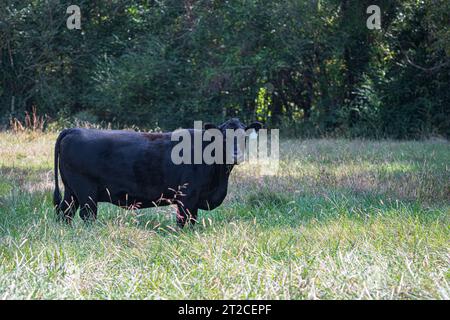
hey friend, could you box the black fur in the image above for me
[53,119,262,227]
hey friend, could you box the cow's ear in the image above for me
[204,123,217,130]
[246,122,263,132]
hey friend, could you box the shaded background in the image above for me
[1,0,449,138]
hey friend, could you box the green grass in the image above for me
[0,132,449,299]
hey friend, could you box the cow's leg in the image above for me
[70,176,98,222]
[79,201,97,222]
[58,191,79,223]
[79,192,98,222]
[176,205,198,228]
[57,164,79,223]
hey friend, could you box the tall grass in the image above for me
[0,132,448,299]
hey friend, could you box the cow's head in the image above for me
[204,118,262,164]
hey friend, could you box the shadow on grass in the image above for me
[208,185,449,229]
[1,173,447,238]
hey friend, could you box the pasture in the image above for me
[0,132,448,299]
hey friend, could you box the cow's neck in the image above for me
[225,164,235,176]
[215,164,234,187]
[203,163,234,206]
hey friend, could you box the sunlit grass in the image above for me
[0,132,449,299]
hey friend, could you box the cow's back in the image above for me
[58,128,177,205]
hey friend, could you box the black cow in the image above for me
[53,118,262,227]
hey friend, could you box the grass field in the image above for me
[0,132,449,299]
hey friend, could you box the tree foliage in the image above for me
[1,0,448,137]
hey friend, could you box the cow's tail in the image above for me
[53,129,71,209]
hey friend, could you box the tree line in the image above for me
[1,0,449,138]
